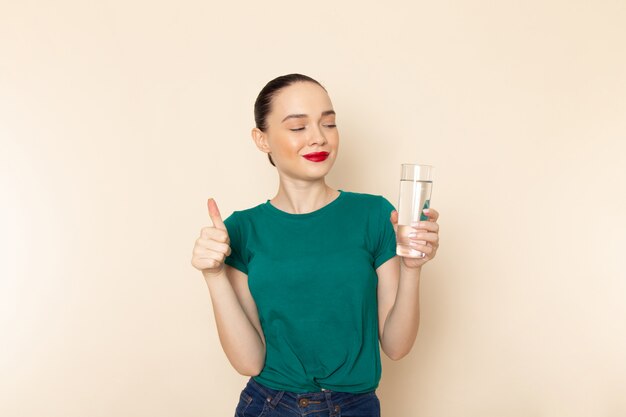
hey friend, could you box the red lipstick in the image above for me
[303,152,329,162]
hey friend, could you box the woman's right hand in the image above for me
[191,198,232,278]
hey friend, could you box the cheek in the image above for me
[329,132,340,148]
[273,135,305,156]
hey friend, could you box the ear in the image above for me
[251,128,271,154]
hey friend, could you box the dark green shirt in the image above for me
[224,190,397,393]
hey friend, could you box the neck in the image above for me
[270,179,339,214]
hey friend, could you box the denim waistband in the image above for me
[242,377,380,417]
[246,378,344,415]
[248,377,331,399]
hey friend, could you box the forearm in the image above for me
[380,263,421,360]
[205,270,265,375]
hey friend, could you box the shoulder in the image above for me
[223,202,265,230]
[340,190,396,212]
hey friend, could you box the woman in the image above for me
[191,74,440,417]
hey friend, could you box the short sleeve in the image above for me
[373,196,398,269]
[223,211,249,274]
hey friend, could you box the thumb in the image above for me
[390,210,399,234]
[207,198,227,231]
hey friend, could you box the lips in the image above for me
[303,152,330,162]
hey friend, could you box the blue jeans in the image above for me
[234,377,381,417]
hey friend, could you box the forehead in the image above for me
[270,82,333,118]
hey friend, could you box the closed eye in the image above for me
[289,127,305,132]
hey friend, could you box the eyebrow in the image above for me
[281,110,336,123]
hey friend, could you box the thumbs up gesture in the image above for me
[191,198,232,278]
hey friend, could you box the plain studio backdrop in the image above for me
[1,1,625,416]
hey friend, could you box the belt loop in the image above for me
[268,390,285,409]
[324,391,338,416]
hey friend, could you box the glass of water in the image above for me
[396,164,434,258]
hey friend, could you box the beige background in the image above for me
[2,0,625,416]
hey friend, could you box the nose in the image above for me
[307,124,327,146]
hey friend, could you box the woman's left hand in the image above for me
[390,208,440,269]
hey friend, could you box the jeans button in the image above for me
[299,398,310,407]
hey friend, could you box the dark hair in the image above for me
[254,74,326,166]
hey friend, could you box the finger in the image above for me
[205,250,227,263]
[200,226,229,241]
[409,241,434,255]
[192,253,218,270]
[207,198,227,231]
[423,208,439,222]
[409,232,439,244]
[195,250,227,266]
[410,221,439,233]
[193,256,223,271]
[199,228,229,244]
[195,239,231,256]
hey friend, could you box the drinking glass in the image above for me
[396,164,434,258]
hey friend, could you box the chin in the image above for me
[307,162,335,177]
[278,158,336,180]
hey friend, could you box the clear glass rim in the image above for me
[400,163,434,168]
[400,163,434,181]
